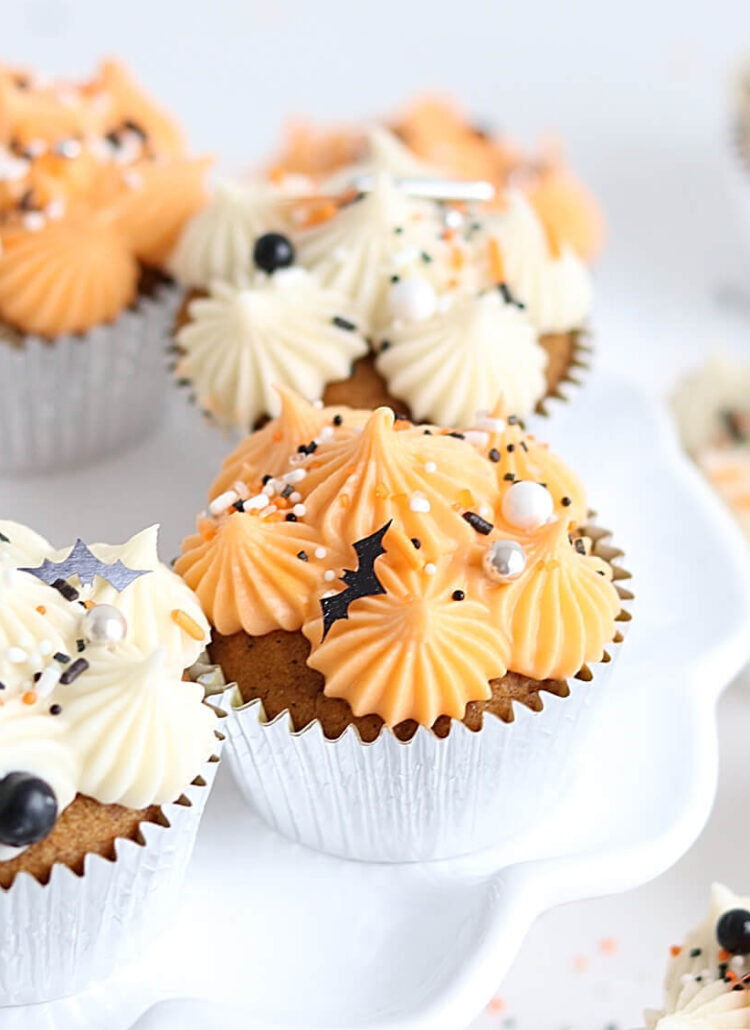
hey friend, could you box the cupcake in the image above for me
[271,96,605,263]
[176,389,631,861]
[671,356,750,541]
[0,60,210,475]
[0,521,221,1004]
[168,165,592,434]
[640,885,750,1028]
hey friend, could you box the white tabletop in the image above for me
[3,2,750,1026]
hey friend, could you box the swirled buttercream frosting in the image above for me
[0,59,209,336]
[175,270,368,431]
[640,885,750,1029]
[0,521,217,861]
[178,391,626,728]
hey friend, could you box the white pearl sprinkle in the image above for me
[731,955,745,971]
[314,547,327,559]
[290,492,302,504]
[501,481,554,531]
[313,399,324,409]
[424,461,437,473]
[209,490,239,516]
[409,492,431,513]
[444,208,464,229]
[7,647,27,664]
[324,570,336,582]
[39,640,53,657]
[387,277,437,323]
[318,426,335,442]
[424,563,437,575]
[22,212,45,232]
[292,503,307,518]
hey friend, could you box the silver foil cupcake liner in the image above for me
[0,281,180,477]
[0,699,223,1006]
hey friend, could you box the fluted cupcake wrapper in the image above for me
[0,282,179,477]
[0,699,223,1006]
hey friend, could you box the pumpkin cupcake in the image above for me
[639,885,750,1028]
[176,389,631,861]
[168,165,592,434]
[0,521,221,1004]
[0,60,209,474]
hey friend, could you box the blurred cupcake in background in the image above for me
[0,520,222,1004]
[639,884,750,1027]
[272,94,605,264]
[167,148,593,435]
[0,60,210,475]
[175,389,631,861]
[672,355,750,540]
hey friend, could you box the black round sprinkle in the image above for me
[488,448,500,463]
[561,496,572,507]
[452,590,465,601]
[333,414,343,426]
[717,910,750,954]
[410,538,422,550]
[0,772,58,848]
[506,444,515,453]
[49,704,62,716]
[253,232,295,274]
[286,513,298,522]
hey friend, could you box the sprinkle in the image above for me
[245,493,269,511]
[292,503,307,518]
[488,448,500,462]
[7,647,27,664]
[35,605,46,615]
[457,488,474,508]
[561,496,572,507]
[22,211,45,232]
[49,704,62,716]
[409,492,431,513]
[59,658,89,685]
[171,609,205,641]
[283,468,308,484]
[297,551,308,562]
[670,946,683,957]
[424,461,437,473]
[462,511,493,535]
[314,547,327,559]
[463,430,490,447]
[411,538,421,549]
[324,570,336,581]
[76,639,86,652]
[22,690,37,705]
[424,563,436,575]
[600,937,618,956]
[487,237,505,283]
[37,665,61,697]
[452,590,465,600]
[333,414,343,426]
[52,578,79,602]
[690,948,703,958]
[285,513,298,522]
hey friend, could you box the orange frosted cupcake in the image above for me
[0,60,210,474]
[176,389,632,860]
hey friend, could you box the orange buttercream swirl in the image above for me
[304,560,509,727]
[0,59,209,335]
[179,393,625,726]
[0,213,138,337]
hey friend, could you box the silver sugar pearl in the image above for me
[483,539,527,582]
[82,604,127,645]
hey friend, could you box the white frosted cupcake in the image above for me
[0,522,221,1005]
[640,885,750,1028]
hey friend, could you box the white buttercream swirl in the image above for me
[49,525,210,670]
[168,177,308,290]
[376,289,546,424]
[58,645,217,809]
[175,268,368,430]
[296,174,434,326]
[480,190,593,334]
[641,884,750,1029]
[0,521,52,569]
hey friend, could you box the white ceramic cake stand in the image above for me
[1,369,749,1030]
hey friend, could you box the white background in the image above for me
[3,1,750,1026]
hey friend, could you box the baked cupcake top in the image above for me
[176,388,623,730]
[642,885,750,1028]
[0,522,217,862]
[169,170,591,430]
[0,60,209,337]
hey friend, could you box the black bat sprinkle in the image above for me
[321,521,391,639]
